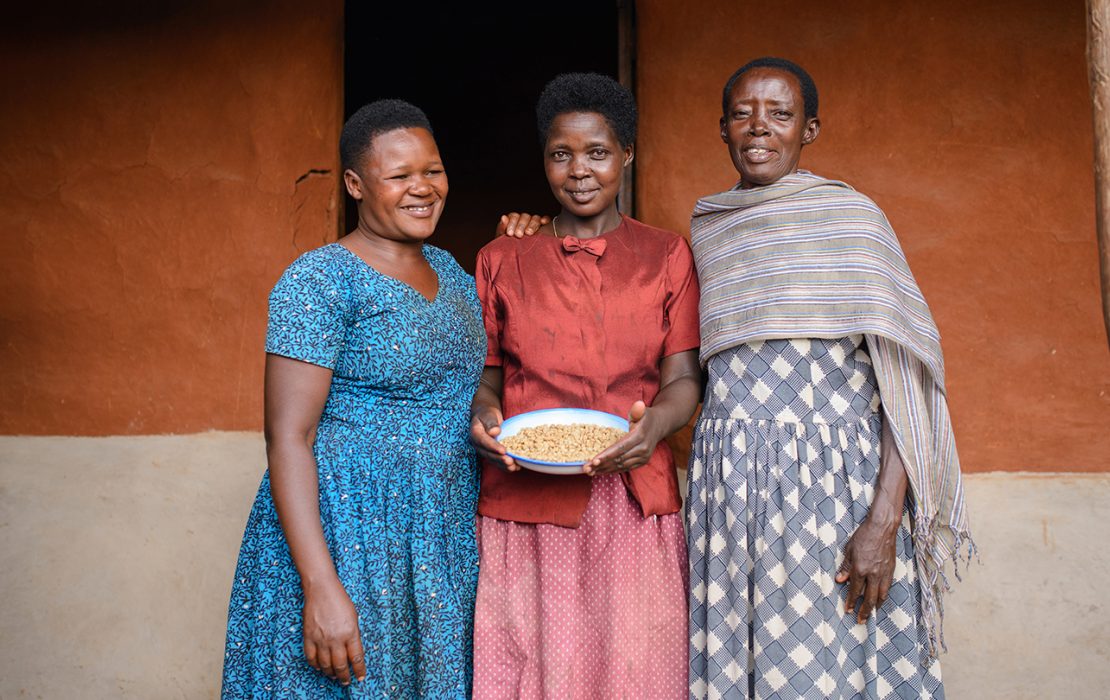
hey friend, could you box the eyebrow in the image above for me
[384,159,444,172]
[548,141,612,150]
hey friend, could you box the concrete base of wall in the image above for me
[1,434,1106,698]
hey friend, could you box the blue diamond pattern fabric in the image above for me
[687,337,944,699]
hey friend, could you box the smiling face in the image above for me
[720,67,820,188]
[343,127,447,242]
[543,111,633,220]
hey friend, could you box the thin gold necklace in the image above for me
[552,215,562,239]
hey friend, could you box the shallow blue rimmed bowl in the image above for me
[498,408,629,475]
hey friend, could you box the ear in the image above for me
[622,143,635,167]
[343,169,364,201]
[801,117,821,146]
[720,116,729,144]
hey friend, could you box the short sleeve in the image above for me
[265,255,348,369]
[475,250,503,367]
[662,236,701,356]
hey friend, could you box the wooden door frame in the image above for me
[1087,0,1110,348]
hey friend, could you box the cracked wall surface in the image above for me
[0,1,343,434]
[638,0,1110,471]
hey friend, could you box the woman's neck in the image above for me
[553,206,622,240]
[344,221,425,264]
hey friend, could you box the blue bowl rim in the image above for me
[497,408,629,467]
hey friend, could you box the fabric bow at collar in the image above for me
[561,236,607,257]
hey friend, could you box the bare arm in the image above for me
[587,349,702,475]
[836,410,909,623]
[265,354,366,685]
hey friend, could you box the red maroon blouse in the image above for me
[475,216,701,527]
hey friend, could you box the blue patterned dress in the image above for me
[222,243,485,699]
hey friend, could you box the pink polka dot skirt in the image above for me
[473,474,688,699]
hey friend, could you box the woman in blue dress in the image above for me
[222,100,487,698]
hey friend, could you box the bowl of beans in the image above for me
[497,408,629,475]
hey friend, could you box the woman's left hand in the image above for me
[836,517,899,624]
[583,401,660,476]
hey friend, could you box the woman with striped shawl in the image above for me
[686,57,973,699]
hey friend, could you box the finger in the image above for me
[835,552,851,584]
[844,569,864,614]
[506,213,524,238]
[877,573,893,609]
[347,636,367,683]
[304,639,319,670]
[496,214,509,237]
[472,431,506,456]
[331,643,352,685]
[522,214,550,235]
[586,445,631,475]
[316,646,335,678]
[628,400,647,425]
[589,428,641,466]
[859,578,880,623]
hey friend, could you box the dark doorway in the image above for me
[344,2,623,273]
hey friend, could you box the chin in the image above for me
[559,199,614,219]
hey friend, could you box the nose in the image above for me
[747,109,770,135]
[570,154,591,178]
[409,174,433,195]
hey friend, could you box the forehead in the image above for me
[728,67,803,105]
[546,111,620,144]
[364,127,440,167]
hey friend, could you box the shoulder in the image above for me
[270,244,354,304]
[476,234,545,276]
[423,244,469,277]
[279,244,351,282]
[478,234,537,259]
[801,173,889,220]
[271,245,350,290]
[620,217,693,257]
[621,216,683,241]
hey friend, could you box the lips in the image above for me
[567,189,600,203]
[742,146,776,164]
[400,201,437,218]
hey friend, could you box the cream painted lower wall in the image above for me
[1,434,1106,699]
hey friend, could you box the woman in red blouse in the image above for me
[468,73,702,699]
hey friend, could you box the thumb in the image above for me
[628,400,647,425]
[835,552,851,583]
[479,409,502,434]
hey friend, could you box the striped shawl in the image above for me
[691,171,974,655]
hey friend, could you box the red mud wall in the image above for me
[0,2,342,434]
[637,0,1110,470]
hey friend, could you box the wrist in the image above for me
[864,500,902,532]
[300,569,342,595]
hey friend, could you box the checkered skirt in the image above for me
[687,337,943,699]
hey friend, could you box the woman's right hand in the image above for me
[470,406,519,471]
[302,580,367,686]
[496,212,550,238]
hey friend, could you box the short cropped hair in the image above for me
[721,57,819,120]
[535,72,637,148]
[340,99,433,172]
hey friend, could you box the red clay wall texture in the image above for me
[636,0,1110,470]
[0,2,343,434]
[3,2,1107,473]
